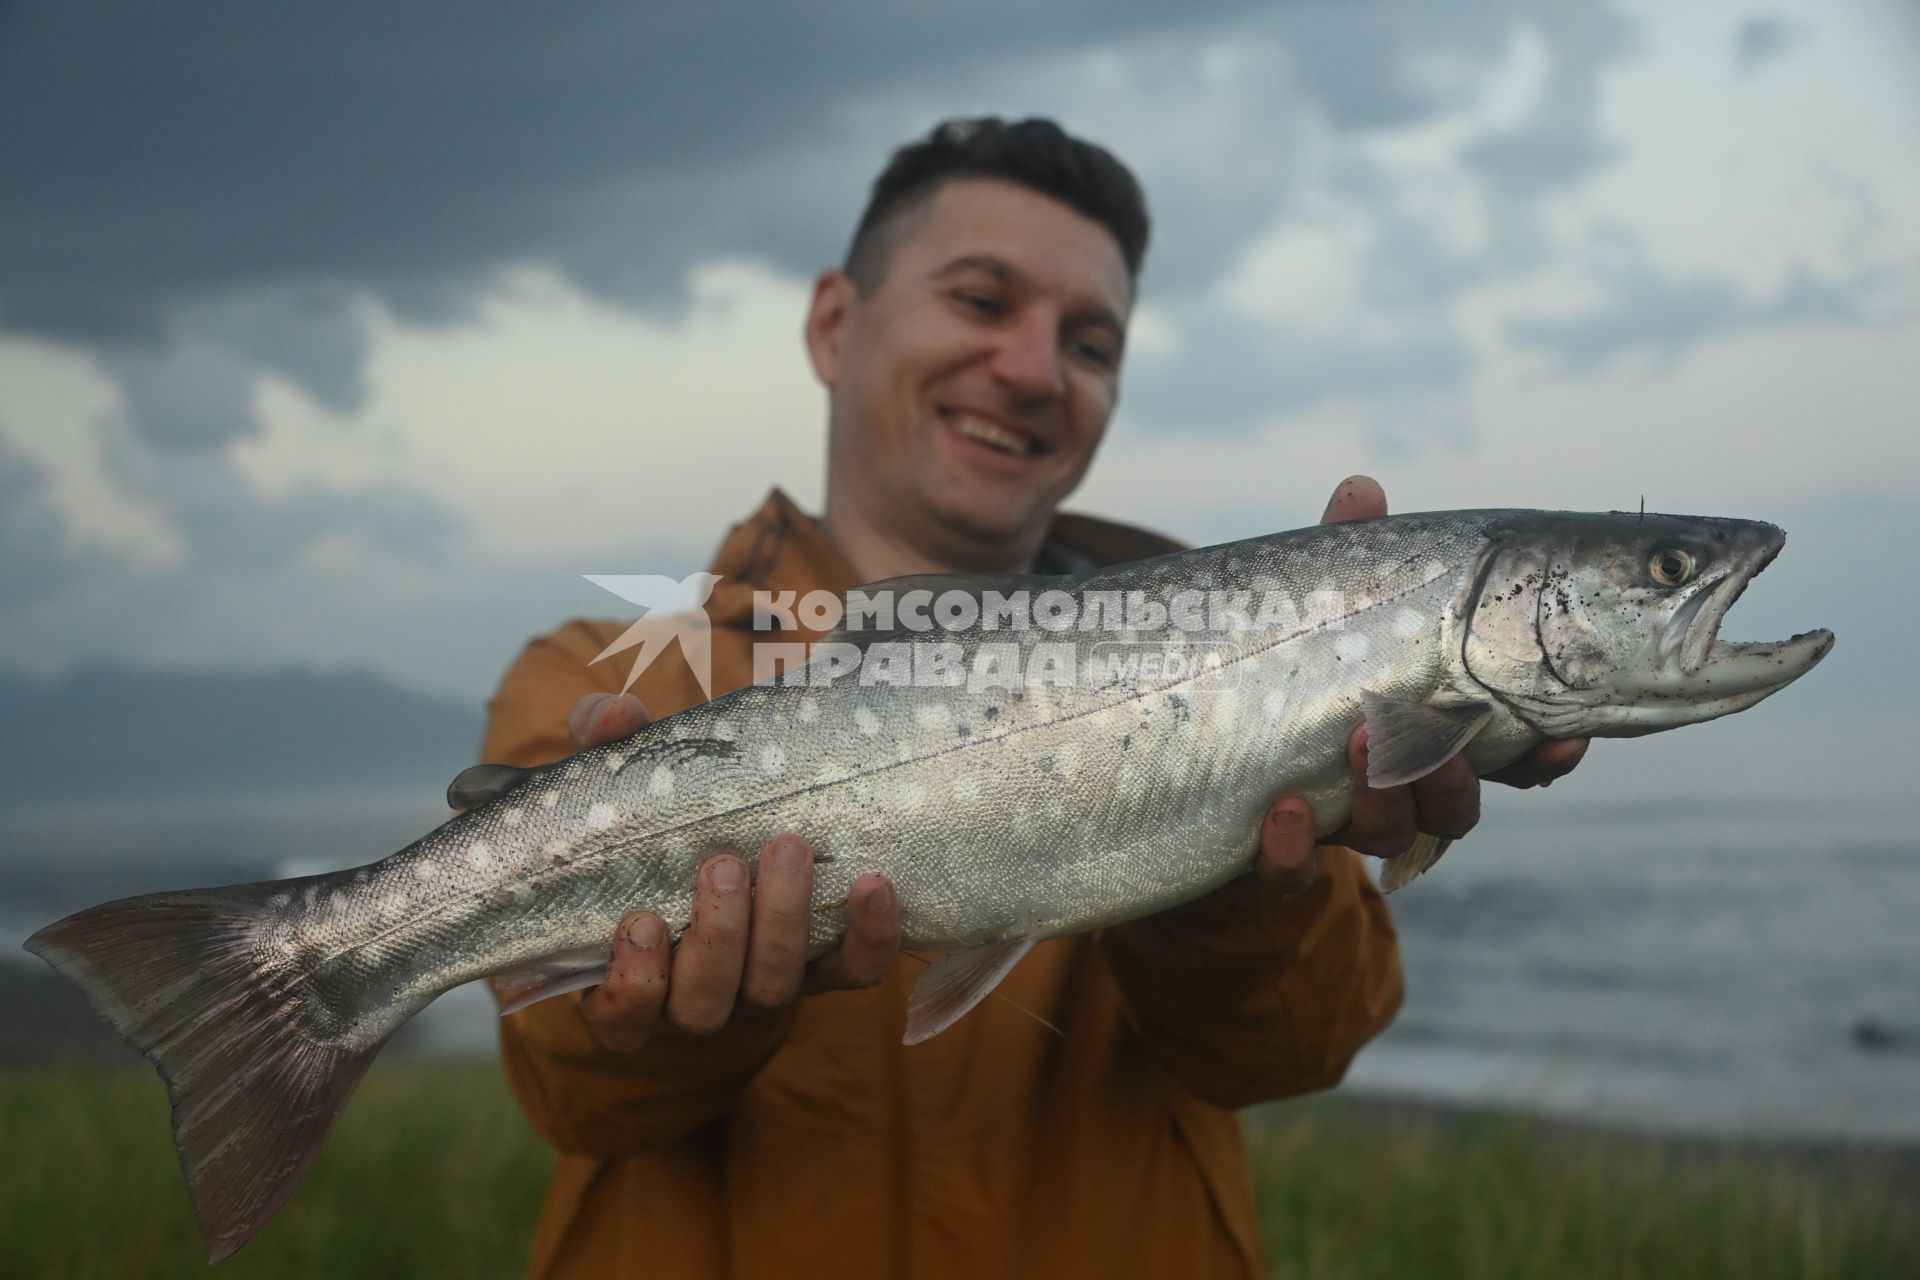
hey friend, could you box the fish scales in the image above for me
[24,508,1833,1261]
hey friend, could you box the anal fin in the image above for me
[493,949,610,1015]
[904,936,1037,1045]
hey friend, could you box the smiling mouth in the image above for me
[948,412,1046,458]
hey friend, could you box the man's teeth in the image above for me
[953,416,1034,456]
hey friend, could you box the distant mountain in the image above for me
[0,665,485,807]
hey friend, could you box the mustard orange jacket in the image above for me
[485,491,1403,1279]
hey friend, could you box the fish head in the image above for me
[1461,512,1834,738]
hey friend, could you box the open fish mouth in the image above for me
[1676,533,1834,700]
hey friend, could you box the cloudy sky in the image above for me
[1,0,1913,784]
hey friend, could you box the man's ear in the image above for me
[804,269,857,386]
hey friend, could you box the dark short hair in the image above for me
[844,117,1150,290]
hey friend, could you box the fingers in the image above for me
[1409,749,1481,841]
[1333,725,1419,857]
[1320,474,1388,525]
[580,912,670,1052]
[1255,797,1319,893]
[740,835,815,1010]
[1485,737,1590,789]
[568,691,652,749]
[664,855,751,1035]
[806,875,901,994]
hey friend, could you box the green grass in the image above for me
[1,1060,550,1279]
[3,1063,1915,1278]
[1245,1098,1919,1280]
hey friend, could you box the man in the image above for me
[484,118,1585,1278]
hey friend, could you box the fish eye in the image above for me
[1648,547,1696,587]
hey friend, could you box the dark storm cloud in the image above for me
[0,0,1272,449]
[0,0,1659,454]
[0,1,1259,334]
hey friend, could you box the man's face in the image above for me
[808,178,1133,560]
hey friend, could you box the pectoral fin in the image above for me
[447,763,532,811]
[904,936,1037,1045]
[1379,833,1451,893]
[1359,691,1493,788]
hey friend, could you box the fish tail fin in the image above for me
[25,884,385,1263]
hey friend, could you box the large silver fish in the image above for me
[28,509,1831,1260]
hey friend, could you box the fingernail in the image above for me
[709,858,745,892]
[627,916,662,949]
[769,836,807,873]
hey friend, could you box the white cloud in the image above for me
[0,339,186,567]
[234,260,827,566]
[1579,0,1920,300]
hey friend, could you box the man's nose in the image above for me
[991,314,1064,402]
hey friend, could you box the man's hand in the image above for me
[561,691,902,1053]
[1249,476,1591,893]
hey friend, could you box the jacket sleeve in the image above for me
[484,621,795,1159]
[1097,844,1403,1109]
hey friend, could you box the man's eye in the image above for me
[953,291,1001,317]
[1070,339,1118,369]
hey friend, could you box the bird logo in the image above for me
[581,572,725,699]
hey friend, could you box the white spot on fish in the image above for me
[712,719,737,740]
[760,744,788,773]
[563,761,583,780]
[329,891,350,912]
[586,803,617,831]
[508,883,533,906]
[504,808,524,826]
[795,699,820,724]
[380,894,407,921]
[1392,608,1426,641]
[912,703,950,730]
[1335,633,1372,664]
[1424,561,1449,582]
[413,860,439,881]
[854,705,880,736]
[648,765,675,801]
[605,754,626,772]
[269,892,291,908]
[469,841,494,871]
[539,790,559,809]
[302,884,319,908]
